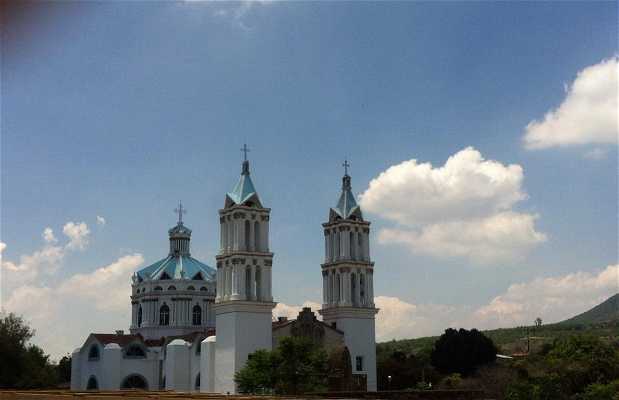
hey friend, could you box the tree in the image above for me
[235,336,329,394]
[535,318,543,328]
[57,355,72,384]
[430,328,497,376]
[0,313,58,388]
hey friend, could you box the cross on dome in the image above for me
[343,159,350,176]
[241,144,250,161]
[174,201,187,224]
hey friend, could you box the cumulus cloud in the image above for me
[96,216,106,226]
[63,222,90,250]
[371,264,619,342]
[42,227,57,244]
[273,300,322,321]
[523,57,618,150]
[4,254,144,359]
[360,147,546,264]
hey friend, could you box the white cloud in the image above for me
[523,57,618,150]
[4,254,144,359]
[273,300,322,321]
[372,264,618,341]
[96,216,106,226]
[63,221,90,250]
[42,227,57,244]
[210,0,272,30]
[360,147,545,264]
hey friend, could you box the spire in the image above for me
[331,160,362,220]
[174,201,186,224]
[226,145,262,207]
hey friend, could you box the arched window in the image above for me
[350,232,355,260]
[255,267,262,300]
[195,373,200,391]
[245,267,252,299]
[187,286,195,291]
[192,305,202,326]
[254,221,260,252]
[137,306,143,327]
[121,374,148,390]
[125,345,146,358]
[167,286,176,291]
[192,272,203,280]
[199,286,207,291]
[154,286,163,291]
[159,305,170,326]
[87,376,98,390]
[88,344,100,360]
[245,220,251,251]
[358,234,363,260]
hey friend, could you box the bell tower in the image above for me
[319,160,378,391]
[213,145,276,394]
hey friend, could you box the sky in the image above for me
[1,1,617,359]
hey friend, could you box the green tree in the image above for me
[235,336,329,394]
[0,313,58,388]
[56,355,72,384]
[430,328,497,376]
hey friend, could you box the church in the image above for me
[70,153,378,393]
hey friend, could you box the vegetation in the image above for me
[430,328,497,376]
[0,313,70,388]
[235,336,329,394]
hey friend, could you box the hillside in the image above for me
[377,293,619,356]
[558,293,619,326]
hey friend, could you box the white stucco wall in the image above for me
[334,316,377,391]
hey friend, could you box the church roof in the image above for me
[330,174,363,221]
[226,159,262,207]
[137,254,215,282]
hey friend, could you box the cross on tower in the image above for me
[241,144,250,161]
[343,159,350,176]
[174,201,187,224]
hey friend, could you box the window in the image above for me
[335,274,341,303]
[196,343,201,356]
[355,356,364,372]
[358,234,363,259]
[88,344,100,360]
[167,286,176,291]
[154,286,163,291]
[159,305,170,326]
[360,274,365,305]
[160,272,171,280]
[137,306,143,327]
[245,220,250,251]
[187,286,195,291]
[199,286,207,291]
[86,376,98,390]
[125,345,146,358]
[192,273,203,281]
[350,232,355,259]
[351,273,357,306]
[331,322,337,329]
[192,305,202,326]
[195,373,200,391]
[254,221,260,251]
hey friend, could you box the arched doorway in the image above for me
[121,374,148,390]
[86,375,98,390]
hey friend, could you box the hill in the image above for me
[557,293,618,326]
[377,293,619,356]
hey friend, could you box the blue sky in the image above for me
[1,1,617,358]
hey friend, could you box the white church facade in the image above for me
[70,155,378,393]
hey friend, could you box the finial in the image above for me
[174,201,187,224]
[241,144,250,162]
[342,159,350,176]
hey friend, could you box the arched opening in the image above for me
[192,305,202,326]
[360,274,365,305]
[195,373,200,391]
[255,267,262,300]
[187,286,195,291]
[137,306,143,327]
[335,232,340,260]
[159,304,170,326]
[121,374,148,390]
[125,344,146,358]
[88,344,99,360]
[350,232,355,260]
[86,375,98,390]
[335,273,341,303]
[167,286,176,291]
[154,286,163,291]
[245,267,252,299]
[254,221,260,252]
[244,220,251,251]
[351,273,357,306]
[358,234,363,260]
[192,272,203,280]
[199,286,207,291]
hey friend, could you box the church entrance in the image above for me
[121,374,148,390]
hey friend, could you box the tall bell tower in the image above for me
[214,145,276,394]
[319,161,378,391]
